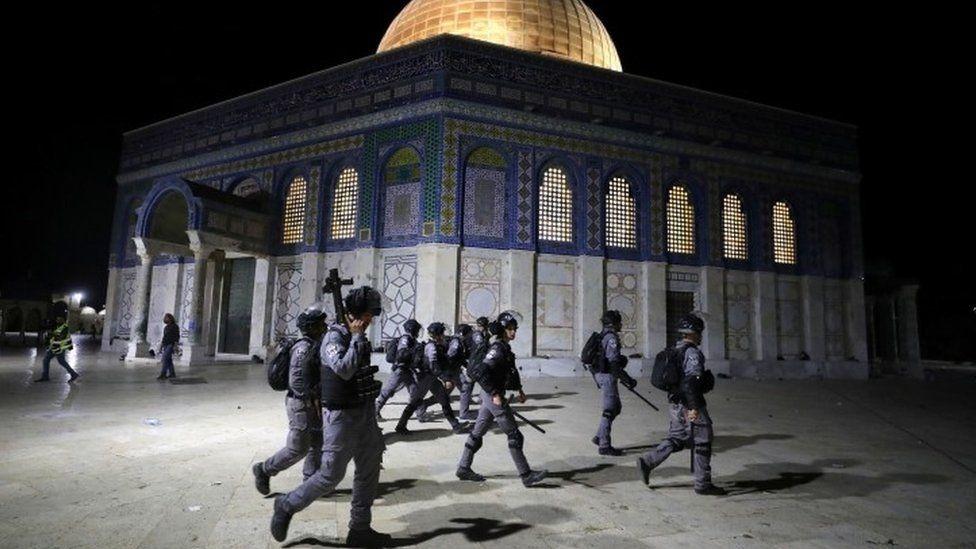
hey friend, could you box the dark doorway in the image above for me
[666,290,696,346]
[218,257,255,355]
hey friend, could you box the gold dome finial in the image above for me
[378,0,622,72]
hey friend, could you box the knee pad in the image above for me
[694,443,712,458]
[507,430,524,451]
[464,434,483,453]
[666,437,685,452]
[602,407,620,420]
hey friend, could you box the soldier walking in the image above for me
[590,310,637,456]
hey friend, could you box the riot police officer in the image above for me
[253,303,327,495]
[447,324,477,420]
[456,311,547,487]
[591,310,636,456]
[394,322,469,435]
[374,319,422,420]
[270,287,391,545]
[637,314,725,495]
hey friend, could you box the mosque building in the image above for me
[103,0,872,378]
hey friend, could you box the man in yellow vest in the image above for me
[34,315,79,383]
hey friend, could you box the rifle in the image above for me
[322,268,354,327]
[508,404,546,434]
[622,383,660,411]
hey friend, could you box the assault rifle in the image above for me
[322,268,354,327]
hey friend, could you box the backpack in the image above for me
[650,346,686,392]
[267,338,298,391]
[412,340,428,371]
[580,331,603,367]
[468,335,489,371]
[385,338,399,364]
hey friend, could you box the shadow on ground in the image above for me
[284,502,571,547]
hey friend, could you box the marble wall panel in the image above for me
[776,277,803,358]
[606,260,642,352]
[824,281,846,359]
[380,253,418,341]
[724,271,754,360]
[273,261,304,339]
[459,250,506,324]
[536,256,576,353]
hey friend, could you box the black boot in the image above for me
[695,484,728,496]
[396,404,416,434]
[270,495,293,542]
[451,421,471,434]
[598,446,624,456]
[520,469,548,487]
[345,526,393,547]
[33,377,50,383]
[637,457,652,485]
[253,463,270,495]
[456,467,485,482]
[68,372,79,383]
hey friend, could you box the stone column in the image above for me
[101,266,119,352]
[299,252,323,308]
[180,245,212,365]
[126,249,155,360]
[700,266,727,361]
[505,250,536,358]
[643,261,668,356]
[249,257,275,360]
[844,279,869,363]
[576,256,605,353]
[801,275,826,361]
[202,250,225,358]
[353,246,380,342]
[753,271,778,361]
[896,284,923,378]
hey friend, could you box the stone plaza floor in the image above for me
[1,338,974,548]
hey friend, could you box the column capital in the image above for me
[132,237,156,264]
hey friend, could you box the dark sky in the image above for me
[5,3,971,357]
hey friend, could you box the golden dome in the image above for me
[378,0,622,72]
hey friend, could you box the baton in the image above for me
[623,384,660,411]
[508,406,546,434]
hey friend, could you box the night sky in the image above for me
[5,3,971,359]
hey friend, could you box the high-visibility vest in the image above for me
[49,324,72,354]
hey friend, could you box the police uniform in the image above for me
[279,324,385,531]
[446,335,474,418]
[374,333,419,414]
[258,338,324,484]
[640,340,714,490]
[396,339,465,432]
[458,337,543,484]
[593,329,624,451]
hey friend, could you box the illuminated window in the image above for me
[281,175,307,245]
[330,167,359,239]
[605,175,637,248]
[773,201,797,265]
[666,185,695,254]
[722,194,748,260]
[538,166,573,243]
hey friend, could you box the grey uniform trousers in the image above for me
[374,367,417,412]
[263,396,323,480]
[282,402,385,530]
[642,403,713,489]
[458,390,531,476]
[408,372,460,427]
[594,372,622,448]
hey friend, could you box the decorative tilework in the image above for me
[458,255,502,323]
[380,254,418,341]
[606,263,641,351]
[384,183,421,237]
[304,165,321,247]
[463,167,505,238]
[516,150,533,244]
[182,136,363,181]
[708,178,722,263]
[115,269,137,338]
[724,276,753,359]
[273,262,303,339]
[585,166,602,250]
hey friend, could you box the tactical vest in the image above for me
[320,328,381,410]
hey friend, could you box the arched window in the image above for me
[773,201,797,265]
[722,193,748,260]
[538,165,573,243]
[330,167,359,239]
[281,175,307,245]
[666,184,695,254]
[605,175,637,248]
[383,147,422,238]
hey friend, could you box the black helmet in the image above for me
[403,319,422,337]
[456,324,472,337]
[476,316,490,329]
[497,310,521,330]
[677,314,705,335]
[297,302,328,333]
[344,286,382,317]
[601,310,622,327]
[427,322,446,336]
